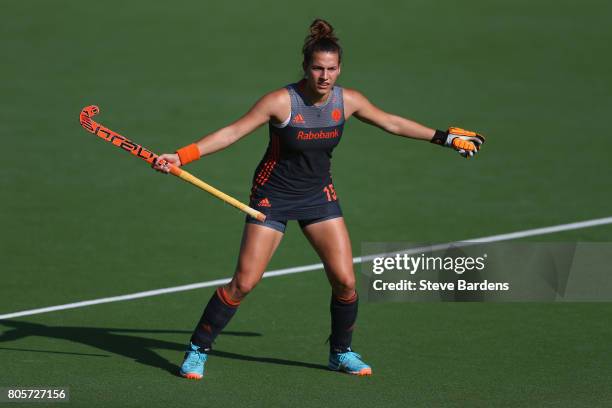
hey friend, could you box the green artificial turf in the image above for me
[1,0,611,406]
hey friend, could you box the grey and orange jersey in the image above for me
[249,80,345,219]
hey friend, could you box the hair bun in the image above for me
[302,18,342,67]
[309,19,336,42]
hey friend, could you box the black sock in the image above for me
[329,292,358,352]
[190,287,239,350]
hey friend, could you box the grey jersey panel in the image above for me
[287,82,345,128]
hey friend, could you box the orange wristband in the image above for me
[176,143,200,166]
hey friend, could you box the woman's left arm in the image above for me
[343,88,485,157]
[343,88,434,140]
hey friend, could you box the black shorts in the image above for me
[245,201,343,233]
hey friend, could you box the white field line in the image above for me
[1,216,611,320]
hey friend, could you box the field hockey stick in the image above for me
[79,105,266,222]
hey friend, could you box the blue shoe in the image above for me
[328,348,372,376]
[179,342,208,380]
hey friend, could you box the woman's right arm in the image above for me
[154,89,289,172]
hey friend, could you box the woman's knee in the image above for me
[227,273,261,299]
[330,273,356,297]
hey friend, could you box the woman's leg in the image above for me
[189,222,284,350]
[301,217,358,348]
[301,217,355,298]
[301,217,371,375]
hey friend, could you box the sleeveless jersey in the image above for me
[249,80,345,220]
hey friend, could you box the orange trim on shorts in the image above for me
[216,286,241,307]
[176,143,200,166]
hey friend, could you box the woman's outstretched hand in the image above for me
[446,127,485,158]
[431,127,486,159]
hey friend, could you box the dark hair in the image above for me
[302,19,342,68]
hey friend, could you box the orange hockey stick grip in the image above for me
[176,143,200,166]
